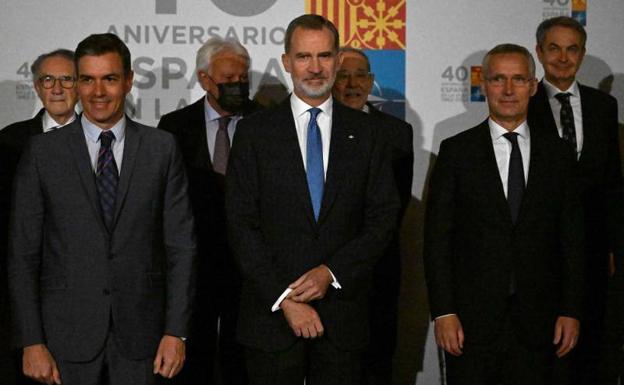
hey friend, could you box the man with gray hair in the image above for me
[425,43,584,384]
[529,16,623,385]
[158,36,257,385]
[1,48,78,384]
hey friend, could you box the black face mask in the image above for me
[216,81,250,114]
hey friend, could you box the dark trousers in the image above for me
[55,330,160,385]
[445,302,556,385]
[245,338,363,385]
[171,282,248,385]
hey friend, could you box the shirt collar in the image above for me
[543,78,579,99]
[81,114,126,144]
[290,93,333,119]
[42,110,76,131]
[488,118,530,141]
[204,94,227,122]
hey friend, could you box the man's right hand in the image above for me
[23,344,61,384]
[281,298,324,338]
[434,314,464,356]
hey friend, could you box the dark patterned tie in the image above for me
[306,108,324,221]
[213,116,231,175]
[555,92,577,151]
[96,131,119,231]
[503,132,525,224]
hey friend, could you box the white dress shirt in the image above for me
[270,94,341,312]
[543,78,583,159]
[81,115,126,173]
[203,96,241,161]
[42,110,76,133]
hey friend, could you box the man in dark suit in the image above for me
[528,16,623,384]
[158,37,255,385]
[424,44,584,385]
[332,47,413,385]
[0,48,78,385]
[8,33,196,385]
[225,14,400,385]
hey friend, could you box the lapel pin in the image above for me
[348,135,355,139]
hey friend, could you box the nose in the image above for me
[309,57,321,74]
[503,78,514,94]
[51,78,64,94]
[558,49,568,62]
[346,73,356,87]
[94,80,105,96]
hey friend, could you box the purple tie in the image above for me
[96,131,119,231]
[213,116,231,175]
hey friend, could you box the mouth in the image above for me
[344,89,362,98]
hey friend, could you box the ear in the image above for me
[281,53,291,74]
[197,70,212,92]
[124,70,134,94]
[529,78,538,97]
[535,43,545,64]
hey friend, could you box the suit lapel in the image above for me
[317,103,353,224]
[189,98,213,170]
[476,121,513,225]
[67,120,108,233]
[276,100,318,226]
[515,131,546,226]
[577,84,596,166]
[112,118,141,226]
[533,82,559,136]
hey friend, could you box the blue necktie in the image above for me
[96,131,119,231]
[306,108,324,221]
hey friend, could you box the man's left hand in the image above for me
[553,316,580,358]
[153,335,186,378]
[288,264,333,303]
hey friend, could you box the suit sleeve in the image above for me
[225,120,289,308]
[423,139,457,319]
[7,139,46,347]
[558,143,586,320]
[323,125,401,298]
[162,137,197,338]
[603,96,624,258]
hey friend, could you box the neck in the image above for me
[50,112,74,126]
[207,94,231,117]
[295,91,331,107]
[545,75,575,91]
[490,115,525,132]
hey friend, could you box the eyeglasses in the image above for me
[485,75,534,87]
[335,70,372,83]
[38,75,76,89]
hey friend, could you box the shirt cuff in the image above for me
[434,313,457,321]
[328,268,341,289]
[271,288,293,312]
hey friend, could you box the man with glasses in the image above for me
[332,47,413,385]
[424,44,584,384]
[0,48,78,385]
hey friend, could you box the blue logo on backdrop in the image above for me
[365,50,406,119]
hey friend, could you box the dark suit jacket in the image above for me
[8,117,196,362]
[424,120,585,348]
[529,82,623,281]
[157,97,258,354]
[225,98,400,351]
[0,109,45,265]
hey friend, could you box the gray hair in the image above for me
[31,49,75,79]
[195,37,250,73]
[482,43,536,78]
[536,16,586,49]
[338,47,371,72]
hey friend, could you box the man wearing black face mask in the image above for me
[158,37,257,385]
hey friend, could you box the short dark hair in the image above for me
[482,43,536,78]
[75,33,132,75]
[31,49,75,79]
[536,16,587,48]
[284,14,339,53]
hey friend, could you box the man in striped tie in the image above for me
[9,33,196,385]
